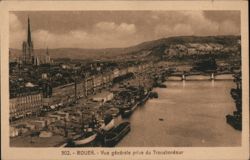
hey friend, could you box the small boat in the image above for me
[104,122,131,147]
[158,84,167,88]
[121,109,132,118]
[153,81,167,88]
[149,92,158,99]
[230,88,241,100]
[105,108,120,117]
[74,132,97,146]
[121,102,139,118]
[139,91,150,106]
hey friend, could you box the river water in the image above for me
[117,80,241,147]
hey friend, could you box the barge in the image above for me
[62,131,97,147]
[103,122,131,147]
[226,112,242,131]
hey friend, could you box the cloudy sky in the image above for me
[10,11,240,49]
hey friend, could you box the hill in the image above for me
[9,35,240,61]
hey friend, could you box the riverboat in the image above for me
[235,100,242,111]
[154,82,167,88]
[64,131,97,147]
[230,88,241,100]
[100,115,115,132]
[226,113,242,131]
[158,84,167,88]
[121,102,139,118]
[149,92,158,99]
[105,107,120,117]
[103,122,131,147]
[138,91,150,106]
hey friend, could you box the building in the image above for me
[92,91,114,103]
[93,74,103,93]
[85,76,95,96]
[42,81,85,108]
[9,88,43,121]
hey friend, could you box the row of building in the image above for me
[9,62,153,121]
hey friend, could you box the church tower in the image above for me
[45,47,51,64]
[22,17,34,65]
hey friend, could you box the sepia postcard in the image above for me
[0,1,249,160]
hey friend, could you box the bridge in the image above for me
[167,71,235,81]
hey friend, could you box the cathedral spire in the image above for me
[27,17,32,46]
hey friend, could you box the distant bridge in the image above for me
[167,71,235,81]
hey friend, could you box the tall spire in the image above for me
[27,17,32,46]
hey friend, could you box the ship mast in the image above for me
[64,117,68,137]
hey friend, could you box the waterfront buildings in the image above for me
[9,87,43,121]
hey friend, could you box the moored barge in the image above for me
[62,131,97,147]
[103,122,131,147]
[226,112,242,131]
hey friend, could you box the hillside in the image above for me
[9,35,241,61]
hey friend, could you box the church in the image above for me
[22,17,51,66]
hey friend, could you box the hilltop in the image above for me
[9,35,241,61]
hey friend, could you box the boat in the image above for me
[63,113,99,147]
[105,107,120,117]
[103,122,131,147]
[149,92,158,99]
[121,102,139,118]
[100,115,115,132]
[58,142,68,147]
[159,118,164,121]
[226,113,242,131]
[158,84,167,88]
[138,91,150,106]
[230,88,241,100]
[64,131,97,147]
[235,100,242,111]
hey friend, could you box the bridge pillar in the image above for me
[210,73,214,80]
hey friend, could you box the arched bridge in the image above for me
[167,71,235,81]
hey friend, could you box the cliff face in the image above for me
[9,35,241,61]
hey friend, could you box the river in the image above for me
[116,80,241,147]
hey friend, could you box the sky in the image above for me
[10,11,240,49]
